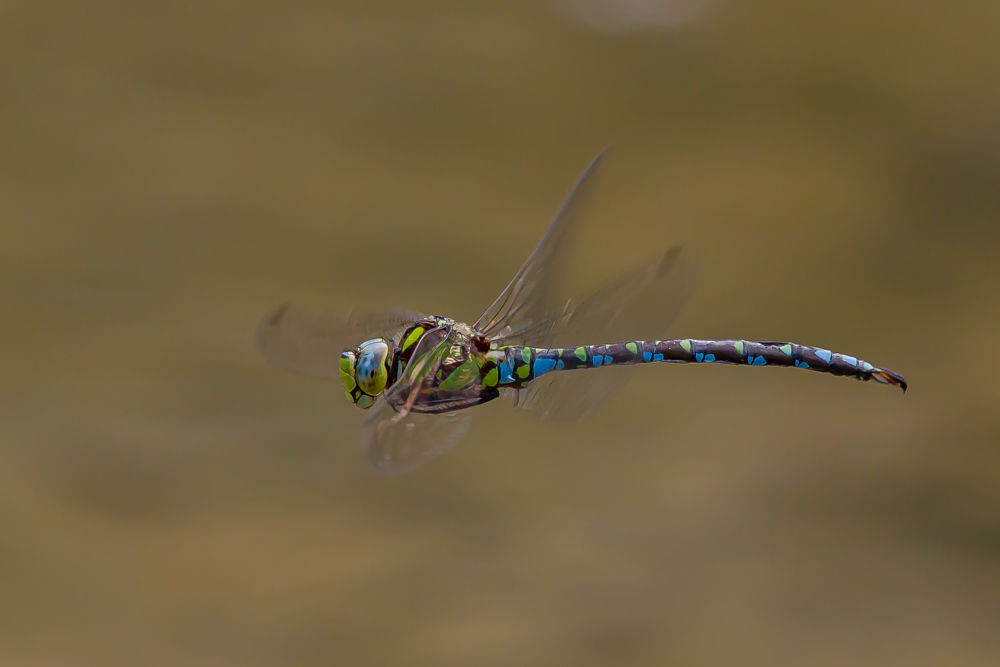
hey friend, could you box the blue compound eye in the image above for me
[354,339,390,397]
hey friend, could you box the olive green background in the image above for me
[2,1,999,665]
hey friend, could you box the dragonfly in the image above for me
[256,150,907,476]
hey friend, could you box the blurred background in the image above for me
[2,1,999,665]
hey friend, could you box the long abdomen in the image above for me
[511,339,906,391]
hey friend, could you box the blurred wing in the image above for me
[363,408,473,477]
[517,365,633,421]
[362,324,477,476]
[474,148,608,340]
[516,247,698,421]
[255,304,424,378]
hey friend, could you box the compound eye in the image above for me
[355,339,390,396]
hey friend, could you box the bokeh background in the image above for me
[2,1,999,665]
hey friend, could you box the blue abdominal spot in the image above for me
[533,357,557,377]
[499,361,513,384]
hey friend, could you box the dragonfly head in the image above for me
[340,338,392,409]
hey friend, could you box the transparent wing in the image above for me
[473,147,608,339]
[532,245,696,347]
[378,324,455,414]
[361,324,478,477]
[255,304,424,378]
[515,246,698,421]
[363,408,473,477]
[517,364,633,421]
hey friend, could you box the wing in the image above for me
[471,150,697,421]
[363,408,473,477]
[361,324,479,477]
[255,304,424,378]
[516,246,698,421]
[473,147,608,340]
[536,245,695,347]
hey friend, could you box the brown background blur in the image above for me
[2,1,999,665]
